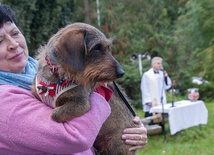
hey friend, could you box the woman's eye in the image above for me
[12,31,20,36]
[0,39,3,44]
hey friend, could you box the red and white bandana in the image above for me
[35,76,77,108]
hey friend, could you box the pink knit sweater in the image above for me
[0,85,111,155]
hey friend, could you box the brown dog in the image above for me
[31,23,137,154]
[94,82,138,155]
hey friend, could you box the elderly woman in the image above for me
[0,3,147,155]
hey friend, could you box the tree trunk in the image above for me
[83,0,91,23]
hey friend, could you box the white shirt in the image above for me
[140,68,171,112]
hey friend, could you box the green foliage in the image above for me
[175,0,214,83]
[197,83,214,102]
[95,0,187,108]
[197,45,214,82]
[99,0,214,103]
[117,61,142,109]
[99,0,179,59]
[174,71,192,96]
[116,58,151,109]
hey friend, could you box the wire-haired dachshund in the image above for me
[31,23,137,155]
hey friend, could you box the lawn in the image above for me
[136,102,214,155]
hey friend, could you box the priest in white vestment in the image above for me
[141,57,171,123]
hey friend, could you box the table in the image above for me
[150,100,208,135]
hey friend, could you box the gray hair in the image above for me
[151,57,162,65]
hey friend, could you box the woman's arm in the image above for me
[0,85,110,154]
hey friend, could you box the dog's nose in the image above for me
[116,67,125,78]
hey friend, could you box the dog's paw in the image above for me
[51,108,72,122]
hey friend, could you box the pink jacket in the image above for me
[0,85,111,155]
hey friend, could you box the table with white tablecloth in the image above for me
[150,100,208,135]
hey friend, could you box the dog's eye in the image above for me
[107,45,111,50]
[93,44,101,51]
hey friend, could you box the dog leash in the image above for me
[113,81,136,117]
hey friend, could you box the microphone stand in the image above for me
[171,80,176,108]
[160,69,166,143]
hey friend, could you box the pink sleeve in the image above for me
[0,85,110,154]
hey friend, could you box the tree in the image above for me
[95,0,184,105]
[174,0,214,82]
[2,0,213,104]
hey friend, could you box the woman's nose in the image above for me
[7,37,19,50]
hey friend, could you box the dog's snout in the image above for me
[116,67,125,78]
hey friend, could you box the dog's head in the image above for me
[46,23,124,86]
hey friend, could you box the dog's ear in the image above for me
[56,30,86,72]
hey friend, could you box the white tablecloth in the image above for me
[150,100,208,135]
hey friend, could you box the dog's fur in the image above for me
[31,23,137,155]
[94,82,138,155]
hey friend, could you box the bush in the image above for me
[117,61,147,109]
[196,83,214,102]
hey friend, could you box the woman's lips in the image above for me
[9,52,23,61]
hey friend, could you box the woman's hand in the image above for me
[122,116,147,151]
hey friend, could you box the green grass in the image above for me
[136,102,214,155]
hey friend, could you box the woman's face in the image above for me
[0,21,28,73]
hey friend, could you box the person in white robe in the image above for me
[141,57,171,123]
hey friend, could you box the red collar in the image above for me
[37,81,113,101]
[95,83,113,101]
